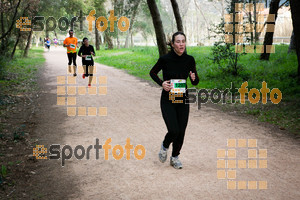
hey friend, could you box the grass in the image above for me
[95,45,299,135]
[0,47,45,197]
[95,45,299,94]
[0,47,45,96]
[95,46,158,81]
[0,47,45,136]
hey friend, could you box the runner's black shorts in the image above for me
[83,61,94,76]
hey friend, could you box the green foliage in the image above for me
[1,165,7,178]
[131,0,154,41]
[209,17,244,76]
[94,45,299,134]
[95,46,158,80]
[95,45,299,96]
[211,42,244,76]
[0,48,45,95]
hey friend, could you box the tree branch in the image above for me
[0,0,21,40]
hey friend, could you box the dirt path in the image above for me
[29,47,299,199]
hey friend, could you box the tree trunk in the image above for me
[131,33,134,47]
[104,32,113,49]
[125,30,130,48]
[0,11,4,35]
[249,12,254,44]
[125,0,141,48]
[221,0,224,17]
[194,0,210,38]
[11,30,21,59]
[260,0,280,60]
[254,1,259,43]
[248,0,254,44]
[0,0,21,40]
[147,0,168,57]
[36,35,40,47]
[23,28,33,57]
[35,36,38,47]
[290,0,300,83]
[100,33,103,45]
[95,23,100,50]
[170,0,183,32]
[116,28,120,49]
[35,34,41,47]
[288,31,296,53]
[265,0,268,8]
[54,30,58,39]
[113,0,120,49]
[0,11,5,52]
[10,2,28,59]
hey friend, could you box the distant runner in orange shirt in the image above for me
[63,30,78,76]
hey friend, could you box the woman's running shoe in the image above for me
[158,142,168,163]
[170,156,183,169]
[88,84,91,87]
[82,74,85,79]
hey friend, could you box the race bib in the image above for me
[85,55,92,61]
[70,44,75,49]
[171,79,186,93]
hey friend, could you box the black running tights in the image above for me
[161,96,189,157]
[67,52,77,66]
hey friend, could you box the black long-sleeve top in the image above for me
[78,45,95,63]
[149,50,199,98]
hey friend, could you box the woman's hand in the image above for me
[162,80,172,91]
[190,71,195,81]
[82,55,87,58]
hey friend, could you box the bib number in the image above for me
[170,79,186,93]
[70,44,75,49]
[85,55,92,61]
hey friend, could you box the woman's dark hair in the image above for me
[167,31,187,54]
[82,37,88,46]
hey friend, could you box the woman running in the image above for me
[78,37,95,87]
[149,32,199,169]
[53,38,58,47]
